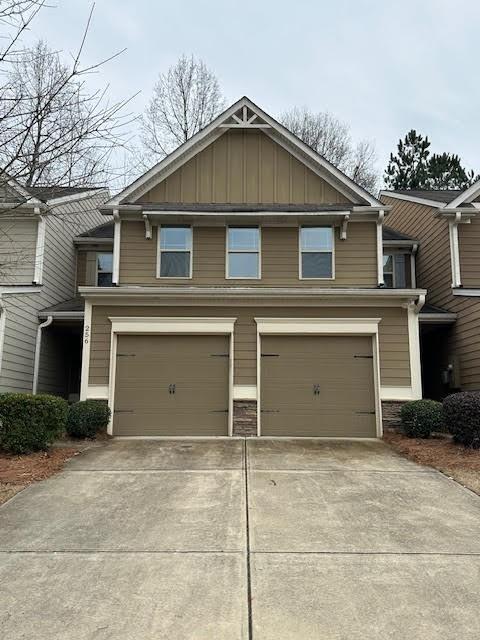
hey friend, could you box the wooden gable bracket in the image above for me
[219,105,272,129]
[143,213,152,239]
[340,214,350,240]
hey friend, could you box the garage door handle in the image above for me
[313,384,320,395]
[168,384,176,394]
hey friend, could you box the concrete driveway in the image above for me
[1,438,480,639]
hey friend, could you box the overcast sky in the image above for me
[24,0,480,183]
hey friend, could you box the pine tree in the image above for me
[426,153,478,190]
[384,130,430,189]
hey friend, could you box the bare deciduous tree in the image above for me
[140,54,225,161]
[0,39,134,187]
[0,4,136,190]
[279,106,379,193]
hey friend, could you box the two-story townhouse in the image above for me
[76,97,426,438]
[0,180,109,398]
[380,185,480,399]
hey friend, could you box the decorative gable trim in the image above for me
[107,97,381,208]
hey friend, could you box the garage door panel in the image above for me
[261,335,376,437]
[113,334,229,436]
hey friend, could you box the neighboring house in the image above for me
[73,96,426,438]
[380,185,480,399]
[0,180,109,399]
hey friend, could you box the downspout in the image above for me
[0,296,6,379]
[376,210,385,286]
[410,243,419,289]
[449,212,462,288]
[32,315,53,394]
[112,209,121,286]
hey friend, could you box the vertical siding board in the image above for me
[136,130,351,206]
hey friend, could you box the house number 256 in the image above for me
[84,325,90,344]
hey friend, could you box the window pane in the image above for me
[228,252,259,278]
[228,228,259,251]
[97,253,113,272]
[384,273,394,288]
[160,252,190,277]
[383,255,393,271]
[97,272,113,287]
[394,254,406,288]
[301,252,332,278]
[160,227,191,251]
[301,227,332,251]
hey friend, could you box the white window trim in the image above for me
[298,226,335,280]
[96,252,114,287]
[225,225,261,280]
[104,317,236,436]
[255,317,383,438]
[156,225,193,280]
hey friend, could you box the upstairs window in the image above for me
[158,226,192,278]
[300,227,334,279]
[96,253,113,287]
[227,227,260,279]
[383,254,407,288]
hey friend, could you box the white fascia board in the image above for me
[38,311,84,320]
[379,191,445,208]
[79,286,426,301]
[108,96,380,208]
[452,288,480,297]
[447,179,480,209]
[0,285,42,295]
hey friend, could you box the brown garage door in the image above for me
[113,334,229,436]
[260,335,377,437]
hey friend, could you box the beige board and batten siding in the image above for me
[119,222,377,287]
[381,194,480,390]
[137,129,352,205]
[88,305,410,390]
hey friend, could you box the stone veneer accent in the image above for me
[233,399,405,436]
[233,400,257,436]
[381,401,406,430]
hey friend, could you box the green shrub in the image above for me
[400,399,443,438]
[0,393,68,454]
[443,392,480,448]
[66,400,110,439]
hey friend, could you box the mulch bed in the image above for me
[384,430,480,495]
[0,447,80,505]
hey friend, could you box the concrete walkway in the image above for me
[1,438,480,639]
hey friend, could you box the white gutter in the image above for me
[449,212,463,288]
[376,210,385,286]
[32,315,53,394]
